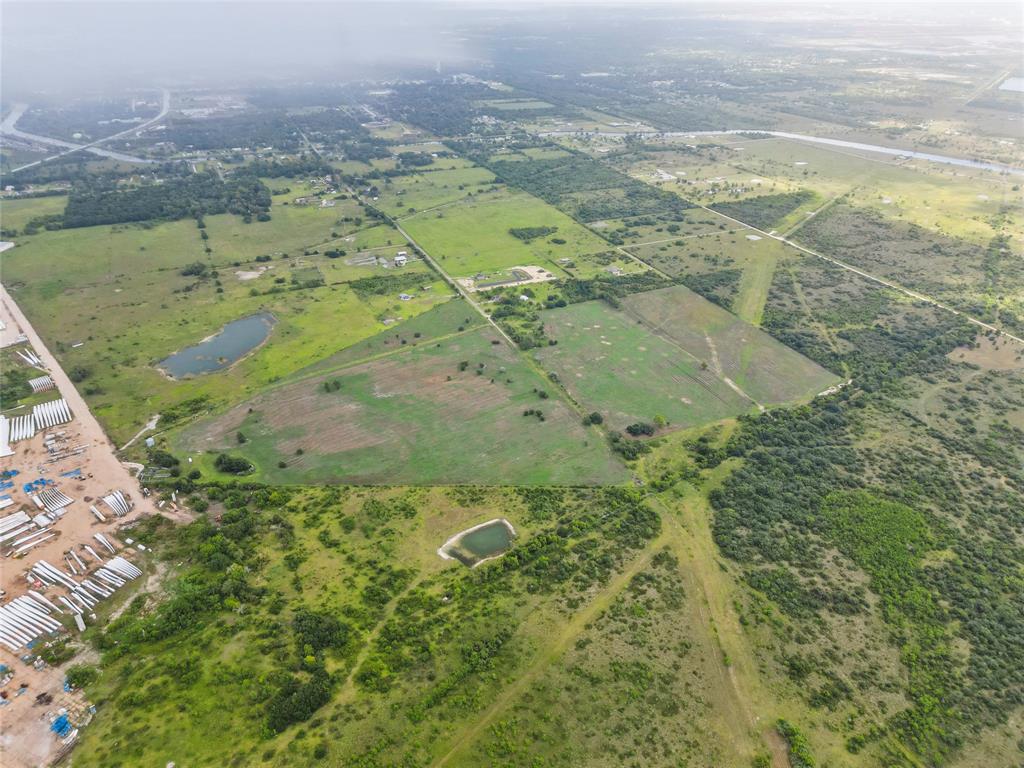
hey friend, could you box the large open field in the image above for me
[534,285,836,431]
[178,324,627,485]
[623,228,803,325]
[619,285,839,405]
[0,194,449,443]
[399,188,612,278]
[535,299,755,431]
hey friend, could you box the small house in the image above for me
[394,251,408,267]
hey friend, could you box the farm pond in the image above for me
[438,518,517,567]
[159,312,275,378]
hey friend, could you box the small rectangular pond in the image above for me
[158,312,275,378]
[438,518,516,567]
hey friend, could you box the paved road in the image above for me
[3,89,170,173]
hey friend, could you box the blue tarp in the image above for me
[22,478,52,493]
[51,714,72,736]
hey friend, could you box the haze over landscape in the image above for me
[0,2,1022,767]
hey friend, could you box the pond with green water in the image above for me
[439,518,516,567]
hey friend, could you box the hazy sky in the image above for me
[1,2,479,97]
[3,1,1020,98]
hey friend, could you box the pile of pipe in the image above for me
[15,348,43,368]
[33,399,72,429]
[0,593,62,653]
[8,414,36,442]
[28,375,55,393]
[0,510,54,557]
[28,552,141,629]
[101,490,132,517]
[35,488,74,515]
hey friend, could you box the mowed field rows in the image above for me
[535,300,754,431]
[535,285,837,432]
[179,326,627,485]
[620,285,839,406]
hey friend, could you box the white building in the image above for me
[394,251,408,267]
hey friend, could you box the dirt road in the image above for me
[0,282,159,575]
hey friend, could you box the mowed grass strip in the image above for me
[179,327,626,486]
[534,300,754,432]
[619,285,839,406]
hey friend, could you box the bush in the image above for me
[266,671,332,732]
[626,422,656,437]
[180,261,209,277]
[214,454,253,475]
[68,365,91,383]
[66,664,99,689]
[293,608,349,652]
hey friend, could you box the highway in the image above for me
[540,128,1024,177]
[2,89,170,173]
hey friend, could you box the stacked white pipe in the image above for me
[0,416,12,457]
[28,375,55,394]
[101,491,132,517]
[0,594,62,652]
[15,348,44,368]
[27,554,141,631]
[8,414,36,442]
[32,399,72,429]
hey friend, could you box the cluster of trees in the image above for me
[385,82,496,137]
[680,268,741,311]
[348,272,424,298]
[713,255,1024,763]
[625,422,656,436]
[214,454,254,475]
[246,155,332,179]
[180,261,209,277]
[508,225,557,242]
[710,190,815,230]
[0,358,32,404]
[776,720,816,768]
[396,151,434,167]
[608,430,651,459]
[457,147,693,223]
[62,170,271,228]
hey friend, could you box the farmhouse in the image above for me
[394,251,408,267]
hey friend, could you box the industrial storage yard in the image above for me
[0,285,158,766]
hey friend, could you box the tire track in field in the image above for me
[429,532,667,768]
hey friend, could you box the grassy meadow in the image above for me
[178,324,627,485]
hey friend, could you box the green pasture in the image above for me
[0,194,68,233]
[0,205,448,443]
[178,325,626,485]
[399,189,609,278]
[374,166,502,218]
[534,299,755,432]
[619,284,839,405]
[625,230,802,324]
